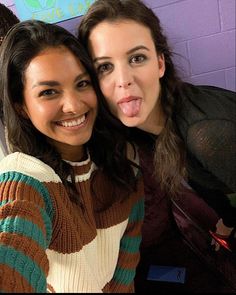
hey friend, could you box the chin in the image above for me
[121,117,143,128]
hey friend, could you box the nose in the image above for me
[116,65,133,89]
[62,91,81,114]
[118,81,132,88]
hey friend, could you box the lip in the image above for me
[117,96,142,104]
[55,113,88,128]
[56,114,86,123]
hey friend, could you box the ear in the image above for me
[157,54,165,78]
[14,103,29,119]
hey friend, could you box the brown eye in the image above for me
[77,80,91,89]
[96,63,113,75]
[39,89,57,97]
[130,54,146,64]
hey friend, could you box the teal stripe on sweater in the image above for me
[39,208,52,247]
[0,171,54,220]
[0,200,9,207]
[113,266,136,286]
[128,198,144,223]
[0,244,46,293]
[120,236,142,254]
[0,216,47,249]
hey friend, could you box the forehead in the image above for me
[89,20,155,57]
[23,46,85,83]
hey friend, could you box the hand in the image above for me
[211,218,234,251]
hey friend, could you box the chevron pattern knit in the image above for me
[0,152,144,293]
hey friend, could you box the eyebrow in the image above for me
[93,45,150,63]
[32,72,88,88]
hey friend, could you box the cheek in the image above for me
[87,91,98,109]
[25,101,56,122]
[99,77,113,98]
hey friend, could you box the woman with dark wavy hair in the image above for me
[0,19,144,293]
[78,0,236,291]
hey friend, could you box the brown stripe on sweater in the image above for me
[0,264,34,293]
[116,251,140,269]
[104,280,135,293]
[0,201,47,237]
[0,232,49,274]
[0,180,46,210]
[47,171,143,253]
[94,177,144,229]
[46,182,96,253]
[123,220,143,237]
[72,160,94,176]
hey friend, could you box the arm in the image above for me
[186,119,236,248]
[0,171,53,292]
[105,178,144,293]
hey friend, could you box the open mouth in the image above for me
[118,98,142,117]
[56,113,87,127]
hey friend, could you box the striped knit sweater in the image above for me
[0,152,144,293]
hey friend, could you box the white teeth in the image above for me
[59,115,86,127]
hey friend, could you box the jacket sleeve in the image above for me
[186,118,236,227]
[177,84,236,227]
[0,171,53,293]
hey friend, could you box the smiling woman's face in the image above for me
[22,46,97,161]
[88,20,166,134]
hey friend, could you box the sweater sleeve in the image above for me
[0,171,53,293]
[186,119,236,226]
[104,178,144,293]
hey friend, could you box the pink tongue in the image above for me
[118,99,141,117]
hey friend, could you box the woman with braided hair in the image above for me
[78,0,236,292]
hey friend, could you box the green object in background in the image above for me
[15,0,95,24]
[24,0,56,10]
[227,193,236,208]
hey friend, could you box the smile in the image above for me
[56,114,86,127]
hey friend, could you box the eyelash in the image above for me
[130,54,146,63]
[38,80,92,97]
[96,63,112,75]
[39,89,57,97]
[77,79,91,89]
[96,54,147,75]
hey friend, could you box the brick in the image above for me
[58,16,81,35]
[153,0,220,43]
[189,70,226,89]
[225,67,236,91]
[219,0,236,31]
[145,0,182,9]
[171,42,191,77]
[188,30,236,74]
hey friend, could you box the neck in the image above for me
[139,102,166,135]
[48,138,86,162]
[62,146,86,162]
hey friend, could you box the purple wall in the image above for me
[1,0,236,91]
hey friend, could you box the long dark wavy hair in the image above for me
[0,20,138,204]
[0,3,19,122]
[78,0,187,196]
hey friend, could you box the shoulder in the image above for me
[176,83,236,140]
[0,152,61,183]
[178,83,236,121]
